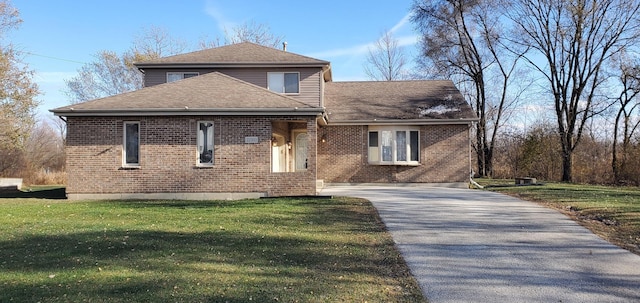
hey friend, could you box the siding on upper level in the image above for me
[143,67,323,107]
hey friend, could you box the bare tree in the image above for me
[65,26,187,103]
[131,25,188,61]
[64,50,142,103]
[363,31,410,81]
[0,0,40,176]
[25,120,65,172]
[508,0,640,181]
[49,115,67,146]
[412,0,527,177]
[610,52,640,183]
[199,20,285,49]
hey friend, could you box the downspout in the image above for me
[468,121,483,189]
[470,173,484,189]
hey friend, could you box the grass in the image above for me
[0,197,426,303]
[477,178,640,255]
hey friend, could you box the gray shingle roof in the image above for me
[52,72,320,115]
[135,42,329,67]
[324,80,477,122]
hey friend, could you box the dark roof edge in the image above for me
[326,118,479,126]
[51,107,325,117]
[135,62,330,69]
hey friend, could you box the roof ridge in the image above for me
[134,41,329,66]
[233,42,331,63]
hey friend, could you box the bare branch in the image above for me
[363,31,410,81]
[200,20,285,49]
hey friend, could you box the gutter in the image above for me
[135,62,330,69]
[50,107,326,117]
[326,118,479,126]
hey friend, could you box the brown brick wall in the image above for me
[65,116,317,197]
[317,124,471,183]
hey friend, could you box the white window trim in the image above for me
[196,121,214,167]
[368,126,420,166]
[122,121,140,167]
[166,72,199,83]
[267,72,300,95]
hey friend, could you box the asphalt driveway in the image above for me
[321,185,640,303]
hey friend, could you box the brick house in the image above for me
[52,42,477,200]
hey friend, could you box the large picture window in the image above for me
[267,72,299,94]
[197,121,214,165]
[123,121,140,166]
[368,126,419,165]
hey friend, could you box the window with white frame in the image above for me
[167,72,199,83]
[197,121,214,165]
[368,126,420,165]
[267,72,299,94]
[123,121,140,166]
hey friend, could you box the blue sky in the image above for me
[9,0,420,118]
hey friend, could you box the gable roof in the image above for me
[135,42,330,68]
[51,72,323,116]
[324,80,477,124]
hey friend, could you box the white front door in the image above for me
[271,135,286,172]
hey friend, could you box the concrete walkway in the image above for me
[321,185,640,303]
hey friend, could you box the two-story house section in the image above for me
[52,42,477,200]
[136,42,331,108]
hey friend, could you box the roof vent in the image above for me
[283,42,287,52]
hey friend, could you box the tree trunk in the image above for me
[612,108,622,183]
[485,146,493,177]
[561,150,572,182]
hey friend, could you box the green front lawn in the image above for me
[479,179,640,255]
[0,197,426,302]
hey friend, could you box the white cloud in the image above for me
[34,71,76,83]
[204,0,236,32]
[306,35,418,60]
[306,12,418,60]
[397,35,420,47]
[306,43,371,59]
[389,11,413,34]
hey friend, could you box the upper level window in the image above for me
[268,72,299,94]
[123,121,140,167]
[368,126,419,165]
[167,72,199,83]
[197,121,214,166]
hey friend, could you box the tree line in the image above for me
[2,0,640,186]
[407,0,640,184]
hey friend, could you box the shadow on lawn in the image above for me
[0,187,66,199]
